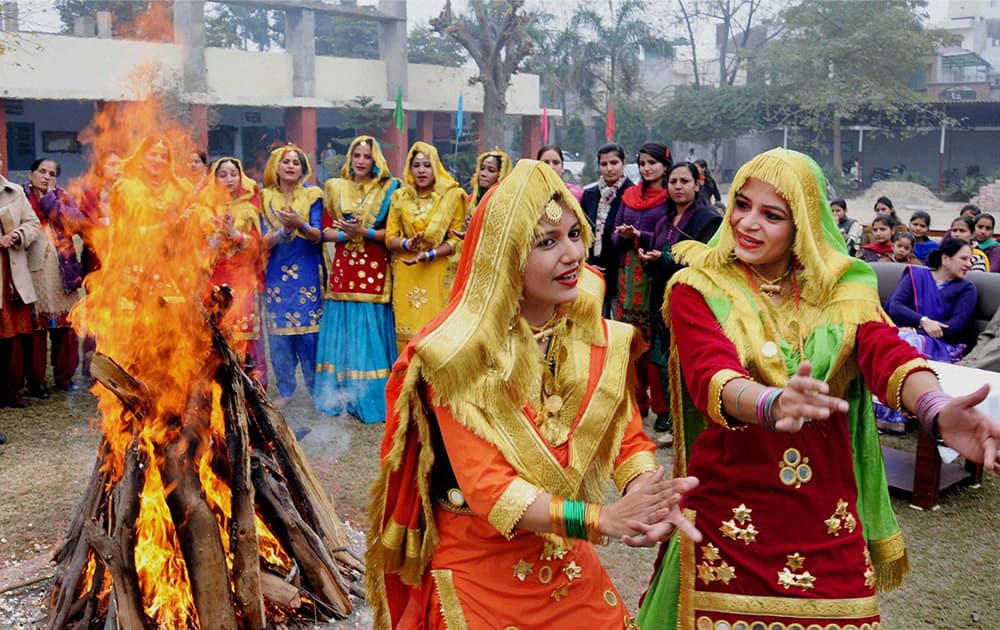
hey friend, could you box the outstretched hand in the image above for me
[637,248,661,262]
[937,384,1000,474]
[773,361,849,432]
[621,475,702,547]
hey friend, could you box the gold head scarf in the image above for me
[120,134,187,191]
[399,141,459,200]
[414,159,598,405]
[200,157,260,233]
[260,143,323,231]
[340,135,392,183]
[469,148,512,204]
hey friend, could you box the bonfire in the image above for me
[46,101,361,628]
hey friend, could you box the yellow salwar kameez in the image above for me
[385,142,467,351]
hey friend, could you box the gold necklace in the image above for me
[746,262,793,295]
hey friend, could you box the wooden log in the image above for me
[260,572,301,610]
[215,326,266,630]
[242,377,361,574]
[161,390,238,630]
[251,452,351,619]
[84,442,148,630]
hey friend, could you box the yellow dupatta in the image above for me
[325,136,397,227]
[390,141,467,247]
[260,144,323,238]
[469,148,512,207]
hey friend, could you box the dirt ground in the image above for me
[1,385,998,629]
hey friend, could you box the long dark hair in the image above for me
[636,141,671,192]
[927,237,970,270]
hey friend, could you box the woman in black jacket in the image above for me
[580,142,633,316]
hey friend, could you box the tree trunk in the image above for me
[833,113,842,179]
[482,82,507,152]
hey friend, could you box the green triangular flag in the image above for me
[393,87,404,131]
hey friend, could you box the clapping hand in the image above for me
[637,248,661,262]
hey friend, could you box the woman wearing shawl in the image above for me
[385,142,468,352]
[637,148,1000,629]
[198,157,265,382]
[259,143,324,408]
[315,136,400,423]
[885,237,976,363]
[468,148,511,210]
[367,159,700,629]
[613,141,672,422]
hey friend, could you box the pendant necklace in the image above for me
[744,262,794,296]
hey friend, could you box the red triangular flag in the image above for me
[605,102,615,142]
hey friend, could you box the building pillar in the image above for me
[419,111,434,144]
[285,107,318,183]
[190,104,209,155]
[173,1,207,93]
[0,99,7,178]
[382,112,409,178]
[521,116,541,160]
[285,8,316,98]
[378,0,408,114]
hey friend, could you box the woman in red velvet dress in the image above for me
[637,148,1000,629]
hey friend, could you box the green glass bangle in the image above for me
[564,499,587,539]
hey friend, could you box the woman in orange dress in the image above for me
[367,159,700,629]
[198,157,265,382]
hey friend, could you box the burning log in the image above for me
[46,333,362,627]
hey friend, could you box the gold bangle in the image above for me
[585,503,607,545]
[549,497,566,538]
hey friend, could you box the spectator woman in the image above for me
[386,142,467,352]
[199,157,265,383]
[873,195,899,227]
[885,237,977,363]
[259,143,325,408]
[580,142,633,316]
[316,136,400,423]
[694,159,721,205]
[638,161,722,436]
[22,158,87,395]
[537,144,584,201]
[468,148,510,210]
[613,141,672,423]
[857,214,894,262]
[367,159,699,629]
[0,151,39,408]
[949,216,989,272]
[637,148,1000,628]
[907,210,938,263]
[831,198,862,256]
[973,212,1000,272]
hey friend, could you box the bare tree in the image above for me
[431,0,534,149]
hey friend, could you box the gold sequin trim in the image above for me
[513,559,534,581]
[693,619,880,630]
[487,478,541,539]
[604,589,618,607]
[315,364,392,380]
[885,357,933,411]
[708,368,747,428]
[778,448,812,488]
[430,569,469,630]
[612,451,658,494]
[868,530,907,566]
[538,565,553,584]
[693,590,879,619]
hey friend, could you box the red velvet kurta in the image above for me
[666,283,922,628]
